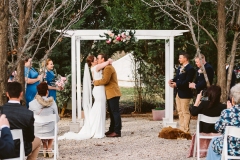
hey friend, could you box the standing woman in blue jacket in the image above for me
[25,57,42,108]
[44,58,61,101]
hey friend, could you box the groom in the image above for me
[94,53,122,137]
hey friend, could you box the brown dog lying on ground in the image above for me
[158,126,192,140]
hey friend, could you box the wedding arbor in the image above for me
[58,30,189,132]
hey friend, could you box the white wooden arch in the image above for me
[57,30,189,132]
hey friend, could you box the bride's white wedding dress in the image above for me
[58,64,106,140]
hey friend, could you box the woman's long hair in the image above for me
[206,85,221,108]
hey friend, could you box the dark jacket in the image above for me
[194,62,214,94]
[0,127,15,159]
[172,63,195,98]
[190,101,226,133]
[0,103,35,157]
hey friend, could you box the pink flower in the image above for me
[12,71,17,76]
[121,32,126,38]
[116,36,121,41]
[107,31,114,38]
[106,40,111,44]
[61,77,66,81]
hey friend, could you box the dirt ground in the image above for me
[37,115,204,160]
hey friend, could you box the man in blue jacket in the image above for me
[0,114,15,159]
[169,52,195,133]
[189,54,214,94]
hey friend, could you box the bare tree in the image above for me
[0,0,9,105]
[226,0,240,97]
[217,0,227,100]
[142,0,240,102]
[0,0,94,104]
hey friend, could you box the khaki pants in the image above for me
[27,137,41,160]
[175,94,191,133]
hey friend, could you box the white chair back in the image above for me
[222,126,240,160]
[1,129,25,160]
[34,114,58,160]
[197,114,220,124]
[194,114,221,160]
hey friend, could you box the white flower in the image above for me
[180,66,185,74]
[198,69,203,74]
[126,36,130,41]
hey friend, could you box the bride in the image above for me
[59,55,112,140]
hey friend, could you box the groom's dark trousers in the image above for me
[108,96,122,135]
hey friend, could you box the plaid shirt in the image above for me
[212,104,240,155]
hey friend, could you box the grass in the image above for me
[119,87,135,107]
[119,87,165,108]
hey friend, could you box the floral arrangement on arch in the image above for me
[97,29,137,53]
[104,30,136,44]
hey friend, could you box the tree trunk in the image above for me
[0,0,9,105]
[227,6,240,97]
[217,0,227,102]
[16,0,33,106]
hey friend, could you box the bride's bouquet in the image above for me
[55,75,67,89]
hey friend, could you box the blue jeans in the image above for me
[206,137,221,160]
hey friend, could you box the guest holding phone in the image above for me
[188,85,226,157]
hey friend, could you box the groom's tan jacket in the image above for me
[94,64,121,99]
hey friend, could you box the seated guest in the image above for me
[0,82,41,159]
[29,82,60,158]
[206,83,240,160]
[0,114,15,159]
[188,85,226,157]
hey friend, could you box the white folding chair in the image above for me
[34,114,58,160]
[193,114,221,160]
[0,129,25,160]
[221,126,240,160]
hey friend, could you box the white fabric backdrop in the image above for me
[112,53,138,87]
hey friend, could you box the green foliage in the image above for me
[155,106,165,110]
